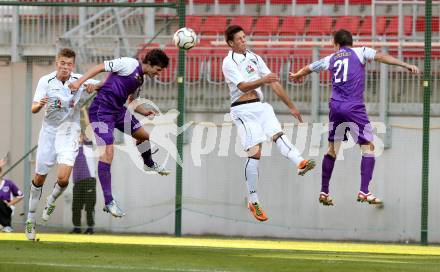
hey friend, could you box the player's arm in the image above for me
[6,183,23,206]
[69,64,105,91]
[270,82,303,122]
[127,95,155,117]
[6,196,23,206]
[32,77,49,114]
[289,55,330,83]
[374,52,419,74]
[31,98,48,114]
[237,73,279,92]
[289,66,313,83]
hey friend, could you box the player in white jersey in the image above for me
[25,48,98,240]
[222,25,316,222]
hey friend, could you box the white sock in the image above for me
[47,182,67,204]
[275,134,304,166]
[245,158,260,204]
[27,181,42,221]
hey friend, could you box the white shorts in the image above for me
[35,124,80,175]
[230,102,283,151]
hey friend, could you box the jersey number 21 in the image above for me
[334,58,348,83]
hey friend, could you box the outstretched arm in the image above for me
[289,65,313,83]
[69,64,105,91]
[270,82,303,122]
[374,53,419,74]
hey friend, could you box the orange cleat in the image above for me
[248,202,268,222]
[298,159,316,176]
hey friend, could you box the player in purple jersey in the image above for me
[0,159,23,232]
[289,29,419,206]
[69,49,169,217]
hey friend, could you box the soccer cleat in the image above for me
[2,226,13,233]
[103,200,126,218]
[357,191,383,205]
[319,192,334,206]
[25,219,36,240]
[42,199,56,221]
[70,227,81,234]
[298,159,316,176]
[248,202,268,222]
[144,162,171,176]
[84,228,94,235]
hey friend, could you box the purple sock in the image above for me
[137,141,154,167]
[360,156,375,194]
[321,154,336,194]
[98,161,113,205]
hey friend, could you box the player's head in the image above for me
[333,29,353,48]
[142,49,169,78]
[225,25,247,53]
[56,48,76,79]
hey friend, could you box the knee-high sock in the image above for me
[137,140,154,167]
[47,181,67,204]
[321,154,336,194]
[245,158,260,204]
[275,134,303,166]
[27,181,42,221]
[98,161,113,205]
[360,156,375,194]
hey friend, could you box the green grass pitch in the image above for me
[1,233,440,271]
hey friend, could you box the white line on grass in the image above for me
[0,261,233,272]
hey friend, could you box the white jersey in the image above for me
[222,50,271,103]
[33,71,98,132]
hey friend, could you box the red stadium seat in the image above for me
[229,16,254,34]
[244,0,265,3]
[359,16,386,36]
[334,16,361,35]
[193,0,214,3]
[416,16,439,33]
[186,48,211,82]
[279,16,307,36]
[201,16,228,35]
[323,0,344,4]
[308,16,333,35]
[158,46,178,83]
[218,0,238,3]
[252,16,280,36]
[270,0,293,3]
[386,16,413,36]
[265,48,292,75]
[186,16,204,33]
[349,0,371,4]
[296,0,318,3]
[208,51,226,82]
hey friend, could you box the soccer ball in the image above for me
[173,27,197,50]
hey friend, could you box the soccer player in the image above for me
[0,159,24,233]
[68,49,170,218]
[26,48,99,240]
[289,29,419,206]
[222,25,316,222]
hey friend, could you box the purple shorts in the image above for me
[88,101,141,146]
[328,100,373,145]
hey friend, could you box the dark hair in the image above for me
[57,48,76,61]
[333,29,353,47]
[225,25,245,44]
[142,49,169,68]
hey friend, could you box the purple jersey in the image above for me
[0,179,23,202]
[72,143,95,182]
[94,57,144,112]
[310,46,376,103]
